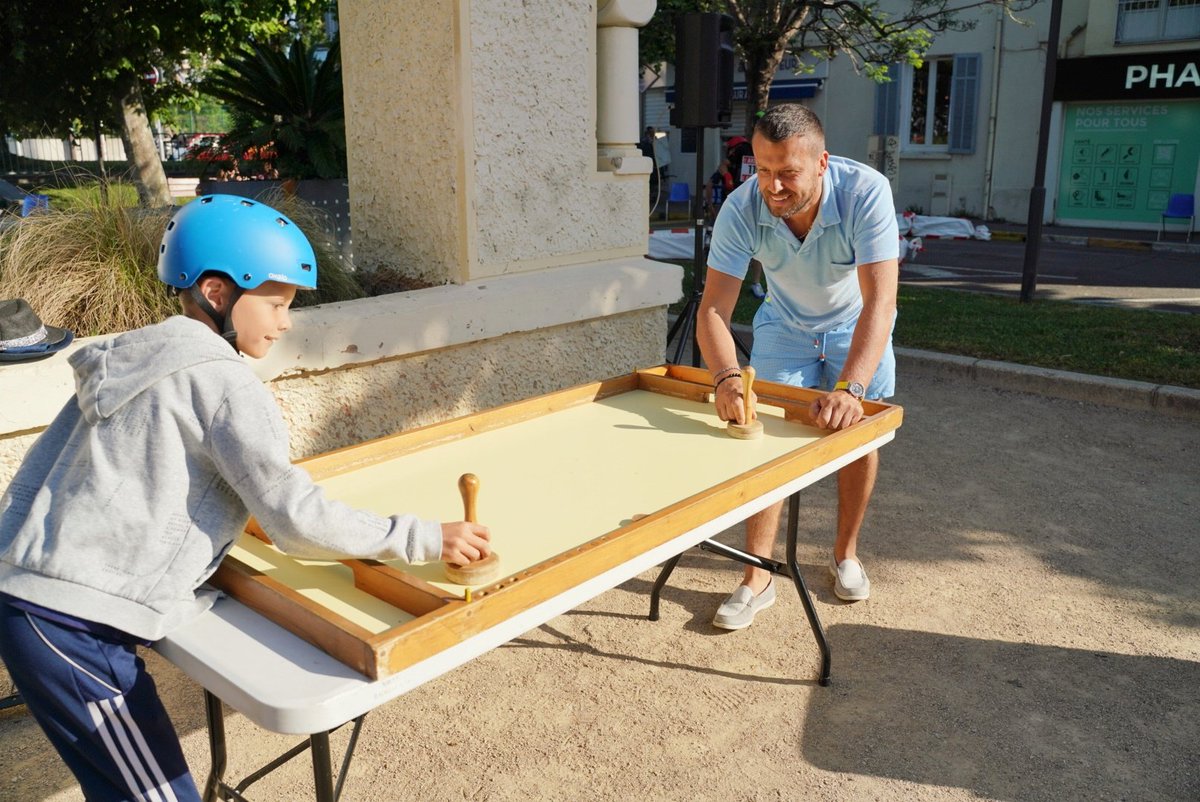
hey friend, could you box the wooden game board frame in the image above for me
[208,365,903,679]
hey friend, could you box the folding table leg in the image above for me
[785,492,831,686]
[647,491,833,685]
[310,732,335,802]
[648,553,684,620]
[203,691,228,802]
[200,690,364,802]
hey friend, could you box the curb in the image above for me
[978,229,1200,254]
[708,321,1200,421]
[894,346,1200,421]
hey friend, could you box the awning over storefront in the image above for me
[667,77,823,104]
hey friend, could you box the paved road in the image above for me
[907,237,1200,313]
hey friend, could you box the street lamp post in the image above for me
[1020,0,1065,303]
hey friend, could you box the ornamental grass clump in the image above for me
[0,191,176,337]
[0,184,364,337]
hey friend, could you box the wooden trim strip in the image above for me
[343,560,450,617]
[211,558,380,677]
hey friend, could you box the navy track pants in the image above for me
[0,601,201,801]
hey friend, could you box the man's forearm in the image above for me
[696,305,741,379]
[839,298,895,386]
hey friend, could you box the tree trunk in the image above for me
[743,46,786,136]
[115,72,171,207]
[93,119,109,204]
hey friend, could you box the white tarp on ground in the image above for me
[650,227,928,265]
[897,212,990,240]
[648,229,703,259]
[651,215,988,261]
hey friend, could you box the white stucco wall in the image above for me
[339,0,464,284]
[340,0,651,285]
[0,258,683,485]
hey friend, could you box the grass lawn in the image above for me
[41,183,140,210]
[670,264,1200,390]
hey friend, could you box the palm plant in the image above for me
[205,38,346,180]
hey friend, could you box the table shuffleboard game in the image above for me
[153,365,904,802]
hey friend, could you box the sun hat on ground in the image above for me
[0,299,75,362]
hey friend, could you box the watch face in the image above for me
[848,382,866,399]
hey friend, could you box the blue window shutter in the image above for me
[873,64,900,136]
[949,54,981,154]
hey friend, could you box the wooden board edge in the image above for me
[210,556,383,679]
[343,560,452,617]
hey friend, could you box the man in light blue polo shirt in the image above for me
[697,105,899,629]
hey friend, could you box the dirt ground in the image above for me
[2,361,1198,801]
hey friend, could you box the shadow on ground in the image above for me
[804,623,1200,801]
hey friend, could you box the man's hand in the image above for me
[716,376,757,425]
[809,391,864,430]
[440,522,491,565]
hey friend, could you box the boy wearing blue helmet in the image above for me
[0,195,491,801]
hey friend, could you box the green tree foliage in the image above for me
[204,39,346,180]
[0,1,329,205]
[641,0,1035,134]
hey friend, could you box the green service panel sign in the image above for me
[1058,100,1200,225]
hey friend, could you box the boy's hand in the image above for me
[441,521,491,565]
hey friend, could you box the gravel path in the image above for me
[3,362,1197,801]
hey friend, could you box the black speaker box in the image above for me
[671,12,735,129]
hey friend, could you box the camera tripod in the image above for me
[665,228,751,366]
[664,127,750,367]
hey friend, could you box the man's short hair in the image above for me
[753,105,825,148]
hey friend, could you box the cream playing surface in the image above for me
[230,390,821,630]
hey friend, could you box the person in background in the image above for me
[726,135,766,298]
[703,156,735,224]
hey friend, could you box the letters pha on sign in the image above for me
[1125,62,1200,90]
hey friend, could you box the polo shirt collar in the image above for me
[755,169,839,240]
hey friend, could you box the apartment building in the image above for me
[643,0,1199,229]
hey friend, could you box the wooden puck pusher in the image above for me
[443,473,501,586]
[726,365,764,440]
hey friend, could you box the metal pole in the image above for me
[1019,0,1064,303]
[690,127,708,367]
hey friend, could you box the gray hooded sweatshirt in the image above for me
[0,315,442,640]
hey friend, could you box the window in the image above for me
[906,58,955,147]
[874,54,981,155]
[1116,0,1200,44]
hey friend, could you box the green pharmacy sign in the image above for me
[1058,101,1200,225]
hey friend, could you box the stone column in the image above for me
[340,0,658,285]
[597,0,657,175]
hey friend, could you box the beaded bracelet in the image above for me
[710,366,741,382]
[714,372,742,392]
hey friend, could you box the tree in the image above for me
[641,0,1036,135]
[204,38,346,181]
[0,1,328,206]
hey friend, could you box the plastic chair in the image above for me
[20,194,49,217]
[664,182,690,221]
[1159,193,1194,242]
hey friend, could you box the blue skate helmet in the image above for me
[157,194,317,348]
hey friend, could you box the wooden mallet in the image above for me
[443,473,501,585]
[726,365,764,440]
